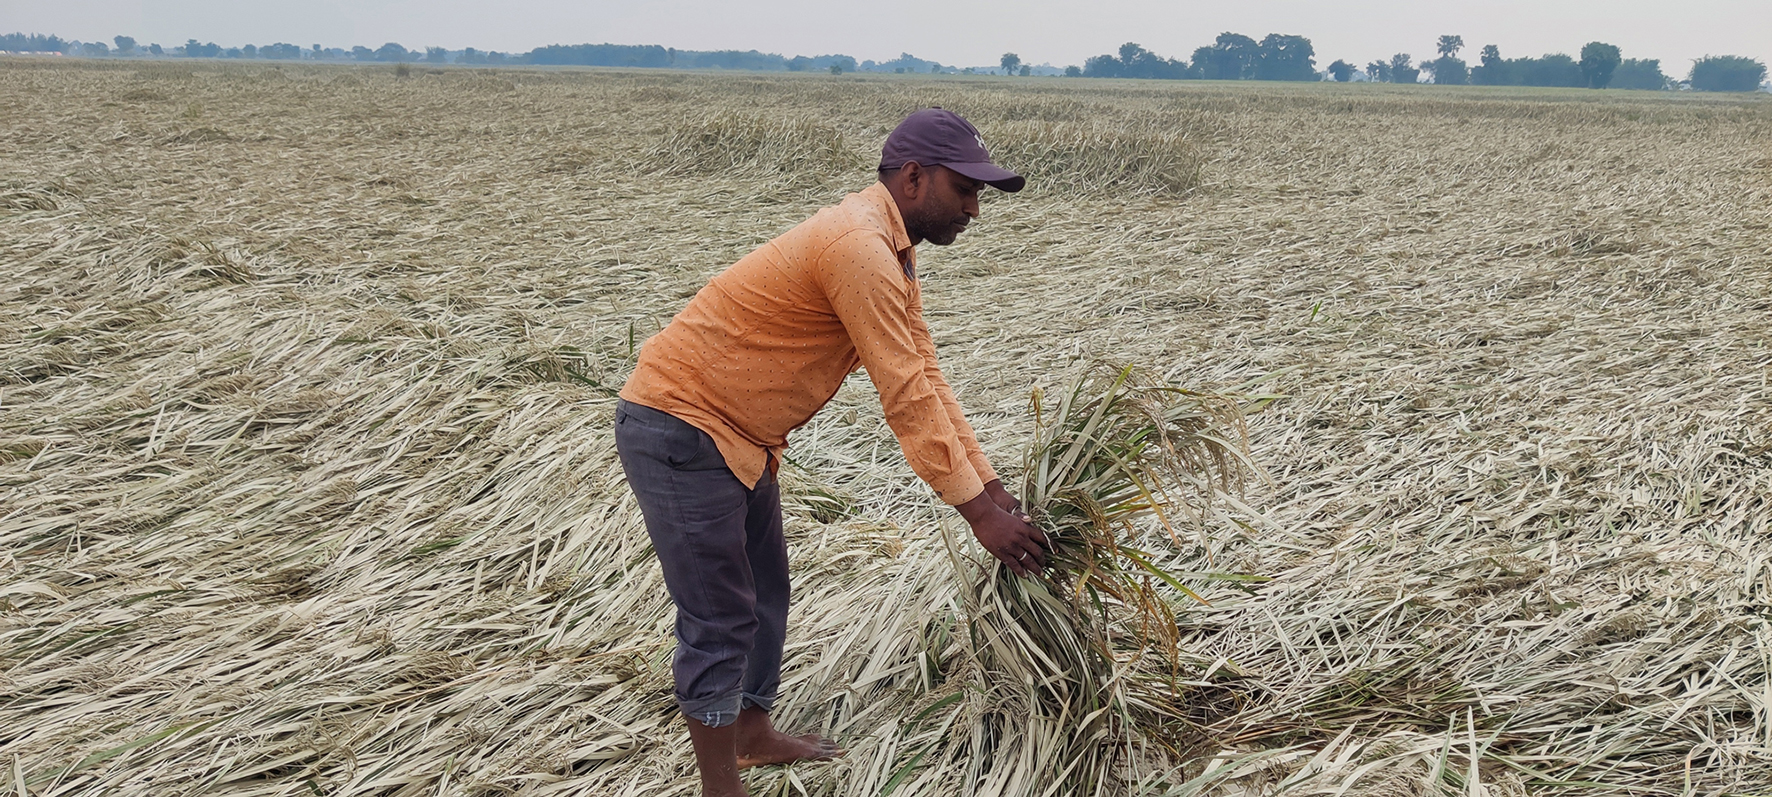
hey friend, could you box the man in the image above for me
[615,108,1048,797]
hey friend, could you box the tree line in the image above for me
[1322,36,1762,92]
[1080,35,1318,81]
[0,33,979,76]
[526,44,874,73]
[0,33,530,66]
[5,30,1766,91]
[1079,33,1766,91]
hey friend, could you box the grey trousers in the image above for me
[614,400,788,728]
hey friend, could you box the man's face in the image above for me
[903,165,984,247]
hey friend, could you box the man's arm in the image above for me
[817,233,1046,573]
[817,233,987,505]
[907,303,1023,516]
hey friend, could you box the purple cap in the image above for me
[880,108,1025,193]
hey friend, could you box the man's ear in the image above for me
[899,161,927,201]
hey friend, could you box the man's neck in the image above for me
[880,180,925,248]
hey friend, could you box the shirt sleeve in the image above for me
[816,231,986,505]
[907,297,999,486]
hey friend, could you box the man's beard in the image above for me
[906,205,964,247]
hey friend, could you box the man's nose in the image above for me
[964,195,980,218]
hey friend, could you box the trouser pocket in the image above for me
[616,400,721,470]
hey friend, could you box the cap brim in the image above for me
[943,161,1026,193]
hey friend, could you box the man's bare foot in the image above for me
[734,706,843,769]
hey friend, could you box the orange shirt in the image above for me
[619,182,997,505]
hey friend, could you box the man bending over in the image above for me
[615,109,1048,797]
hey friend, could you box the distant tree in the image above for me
[425,46,447,64]
[931,63,941,73]
[80,41,110,57]
[223,47,242,58]
[858,52,955,73]
[1520,54,1583,86]
[459,47,482,64]
[1117,43,1152,77]
[185,39,221,58]
[1202,32,1258,79]
[1390,53,1419,84]
[485,51,507,64]
[260,43,302,60]
[241,44,257,58]
[312,44,322,56]
[1255,34,1316,81]
[1019,65,1031,77]
[1189,46,1213,74]
[1327,59,1355,82]
[1471,44,1504,84]
[113,35,135,54]
[1119,43,1150,75]
[351,45,374,61]
[1579,42,1622,88]
[2,33,70,52]
[1116,43,1147,75]
[375,42,411,62]
[1083,53,1121,78]
[1423,34,1469,84]
[1112,43,1142,76]
[1690,55,1767,91]
[1064,65,1082,77]
[786,53,854,72]
[527,43,669,67]
[829,62,842,74]
[1430,55,1468,84]
[1080,43,1191,79]
[148,43,163,56]
[1124,42,1193,79]
[1611,59,1668,90]
[1000,52,1020,75]
[686,45,805,70]
[1365,60,1392,82]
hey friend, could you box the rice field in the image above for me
[2,58,1770,796]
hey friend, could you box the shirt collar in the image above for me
[863,182,915,259]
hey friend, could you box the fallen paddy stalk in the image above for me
[940,366,1273,794]
[1,59,1768,796]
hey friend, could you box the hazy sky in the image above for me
[6,1,1768,72]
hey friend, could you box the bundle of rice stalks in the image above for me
[947,366,1275,795]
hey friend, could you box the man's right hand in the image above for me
[957,490,1048,576]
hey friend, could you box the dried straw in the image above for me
[2,58,1769,796]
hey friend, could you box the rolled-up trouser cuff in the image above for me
[680,691,743,728]
[678,690,777,728]
[742,691,776,712]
